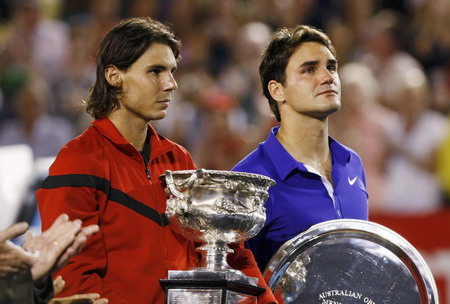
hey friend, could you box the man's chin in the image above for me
[328,105,341,115]
[324,102,341,115]
[306,106,340,120]
[148,112,167,121]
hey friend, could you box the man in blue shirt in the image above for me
[232,25,369,272]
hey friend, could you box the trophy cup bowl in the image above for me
[162,169,275,289]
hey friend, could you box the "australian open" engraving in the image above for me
[319,290,376,304]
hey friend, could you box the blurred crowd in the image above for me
[0,0,449,225]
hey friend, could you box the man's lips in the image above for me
[317,89,337,96]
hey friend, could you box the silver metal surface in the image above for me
[166,288,223,304]
[264,219,439,304]
[166,288,257,304]
[163,169,275,279]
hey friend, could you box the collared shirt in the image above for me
[232,126,369,271]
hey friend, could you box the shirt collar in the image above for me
[263,126,352,181]
[329,136,353,166]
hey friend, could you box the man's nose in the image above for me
[320,68,334,85]
[163,73,178,91]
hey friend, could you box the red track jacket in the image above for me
[37,118,276,303]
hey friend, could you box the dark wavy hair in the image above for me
[85,17,181,119]
[259,25,336,122]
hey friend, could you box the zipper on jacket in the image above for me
[145,167,151,180]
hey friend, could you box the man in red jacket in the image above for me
[37,17,276,304]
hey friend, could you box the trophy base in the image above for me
[161,270,265,304]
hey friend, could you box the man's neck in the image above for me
[108,112,149,151]
[277,115,332,180]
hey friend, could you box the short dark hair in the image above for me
[86,17,181,119]
[259,25,336,122]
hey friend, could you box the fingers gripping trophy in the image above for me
[160,169,275,304]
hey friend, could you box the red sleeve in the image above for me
[36,162,129,303]
[228,242,278,304]
[37,187,130,303]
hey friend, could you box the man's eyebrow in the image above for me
[147,64,177,71]
[299,59,338,68]
[327,59,338,66]
[299,60,320,68]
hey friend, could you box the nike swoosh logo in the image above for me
[348,176,357,186]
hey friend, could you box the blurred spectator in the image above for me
[409,0,450,73]
[219,21,272,126]
[193,87,255,170]
[126,0,160,19]
[0,0,69,117]
[0,73,75,159]
[68,0,121,60]
[428,66,450,116]
[358,10,422,111]
[51,22,96,133]
[325,0,377,65]
[380,67,448,214]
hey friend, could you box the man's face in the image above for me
[278,41,341,120]
[116,43,178,122]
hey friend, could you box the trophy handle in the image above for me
[165,170,186,200]
[165,169,208,200]
[186,168,207,190]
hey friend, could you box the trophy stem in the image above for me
[196,241,234,271]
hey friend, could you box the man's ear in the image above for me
[268,80,285,103]
[105,65,122,87]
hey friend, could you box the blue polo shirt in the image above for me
[232,126,369,271]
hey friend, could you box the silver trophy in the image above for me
[160,169,275,304]
[264,219,439,304]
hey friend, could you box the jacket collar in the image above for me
[92,118,177,159]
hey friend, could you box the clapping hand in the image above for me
[22,214,99,287]
[0,222,36,276]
